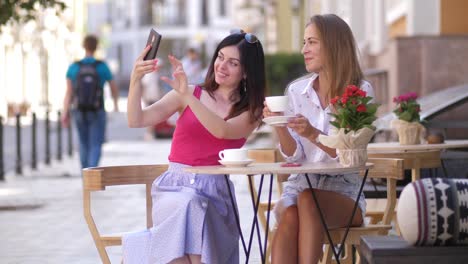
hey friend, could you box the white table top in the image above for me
[368,139,468,153]
[184,162,373,175]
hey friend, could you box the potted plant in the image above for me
[391,92,425,145]
[318,85,379,167]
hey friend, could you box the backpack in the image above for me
[73,60,103,111]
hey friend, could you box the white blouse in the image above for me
[279,73,375,163]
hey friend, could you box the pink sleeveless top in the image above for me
[168,86,247,166]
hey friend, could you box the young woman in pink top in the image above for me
[123,31,266,264]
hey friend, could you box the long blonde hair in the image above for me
[307,14,363,101]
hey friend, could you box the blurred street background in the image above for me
[1,0,468,263]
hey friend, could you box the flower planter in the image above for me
[391,119,425,145]
[319,127,375,167]
[337,148,368,167]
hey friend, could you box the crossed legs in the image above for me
[271,188,363,264]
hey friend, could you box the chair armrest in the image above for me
[83,164,169,191]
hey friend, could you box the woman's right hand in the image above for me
[130,45,160,83]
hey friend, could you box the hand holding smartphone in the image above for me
[144,28,162,60]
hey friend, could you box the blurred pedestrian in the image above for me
[61,35,119,169]
[181,47,202,84]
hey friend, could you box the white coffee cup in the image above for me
[218,148,248,161]
[265,96,289,112]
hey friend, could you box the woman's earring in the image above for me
[243,78,247,93]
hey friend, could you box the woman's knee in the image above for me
[297,189,316,209]
[278,206,299,230]
[297,189,323,219]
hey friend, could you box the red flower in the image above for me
[330,96,339,105]
[356,90,367,97]
[341,95,348,104]
[329,84,378,134]
[346,85,359,95]
[356,104,367,112]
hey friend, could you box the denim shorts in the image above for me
[274,172,366,223]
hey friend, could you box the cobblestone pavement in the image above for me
[0,132,277,263]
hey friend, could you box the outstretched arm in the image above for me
[127,46,184,128]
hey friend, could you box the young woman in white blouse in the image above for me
[263,14,375,264]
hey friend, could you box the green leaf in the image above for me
[330,121,340,128]
[0,0,67,30]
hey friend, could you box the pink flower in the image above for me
[393,91,421,122]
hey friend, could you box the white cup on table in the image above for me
[218,149,248,161]
[265,96,289,113]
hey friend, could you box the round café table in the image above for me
[185,162,373,264]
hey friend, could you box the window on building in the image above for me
[202,0,208,25]
[220,0,226,16]
[152,0,186,26]
[140,0,153,26]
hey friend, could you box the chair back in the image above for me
[82,164,168,264]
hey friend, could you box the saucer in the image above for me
[262,115,295,127]
[219,159,254,167]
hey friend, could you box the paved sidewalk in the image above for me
[0,136,276,263]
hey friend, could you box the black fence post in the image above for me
[0,116,4,181]
[31,112,37,170]
[67,115,73,157]
[15,113,22,175]
[57,111,62,161]
[45,110,50,165]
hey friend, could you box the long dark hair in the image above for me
[201,33,266,123]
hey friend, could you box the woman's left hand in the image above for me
[287,114,320,141]
[161,55,189,96]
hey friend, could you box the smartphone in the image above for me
[144,28,162,60]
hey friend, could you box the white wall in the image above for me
[407,0,440,35]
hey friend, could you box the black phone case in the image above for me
[144,29,162,60]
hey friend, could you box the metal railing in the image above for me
[0,111,74,181]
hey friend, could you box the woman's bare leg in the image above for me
[271,206,299,264]
[169,255,191,264]
[297,189,363,264]
[188,254,201,264]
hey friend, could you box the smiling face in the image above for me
[302,23,323,73]
[214,45,244,89]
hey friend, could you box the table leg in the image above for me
[226,173,275,264]
[263,173,274,262]
[304,169,369,264]
[411,158,421,182]
[247,174,265,262]
[224,174,247,256]
[337,169,369,257]
[441,159,448,178]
